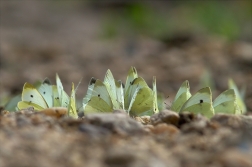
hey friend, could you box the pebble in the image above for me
[150,110,179,126]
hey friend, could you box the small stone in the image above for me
[85,113,145,136]
[19,107,35,114]
[78,111,84,118]
[16,114,31,127]
[79,124,110,138]
[150,110,179,126]
[180,115,209,134]
[178,112,197,127]
[0,110,10,115]
[151,123,179,135]
[211,114,252,130]
[135,116,151,125]
[217,148,252,167]
[144,124,154,133]
[40,107,67,118]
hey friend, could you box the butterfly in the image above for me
[83,67,156,117]
[68,83,78,118]
[18,82,51,111]
[55,74,70,108]
[17,74,78,118]
[125,77,154,116]
[171,80,214,118]
[170,80,191,112]
[228,79,246,113]
[83,77,114,113]
[103,69,124,110]
[213,89,241,115]
[83,68,126,113]
[179,87,214,118]
[36,78,54,107]
[123,67,154,116]
[152,76,159,114]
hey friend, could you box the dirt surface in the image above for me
[0,1,252,167]
[0,109,252,167]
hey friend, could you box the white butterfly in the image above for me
[213,89,241,115]
[83,67,157,117]
[17,74,78,118]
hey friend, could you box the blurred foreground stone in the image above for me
[0,111,251,167]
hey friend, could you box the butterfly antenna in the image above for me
[75,77,83,93]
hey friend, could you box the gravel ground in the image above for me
[0,2,251,167]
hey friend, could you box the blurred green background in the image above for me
[98,1,251,41]
[0,1,251,110]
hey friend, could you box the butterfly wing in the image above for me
[37,78,53,107]
[152,77,159,114]
[124,67,138,106]
[128,86,153,117]
[83,77,96,105]
[18,82,48,110]
[228,79,246,113]
[115,80,124,110]
[60,91,70,108]
[126,77,153,116]
[84,96,113,113]
[68,83,78,118]
[213,89,239,114]
[56,74,69,108]
[180,87,214,118]
[171,80,191,112]
[56,74,64,98]
[83,79,113,114]
[17,101,45,111]
[104,69,121,109]
[124,77,149,110]
[52,85,61,107]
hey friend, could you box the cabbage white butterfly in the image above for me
[18,82,49,110]
[180,87,214,118]
[83,78,114,113]
[104,69,124,110]
[126,78,153,116]
[36,78,53,107]
[170,80,191,112]
[83,67,156,117]
[56,74,70,108]
[213,89,241,114]
[18,74,77,118]
[228,79,246,113]
[68,83,78,118]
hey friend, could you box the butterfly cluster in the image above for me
[83,67,161,117]
[17,74,78,118]
[170,80,246,118]
[14,67,246,119]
